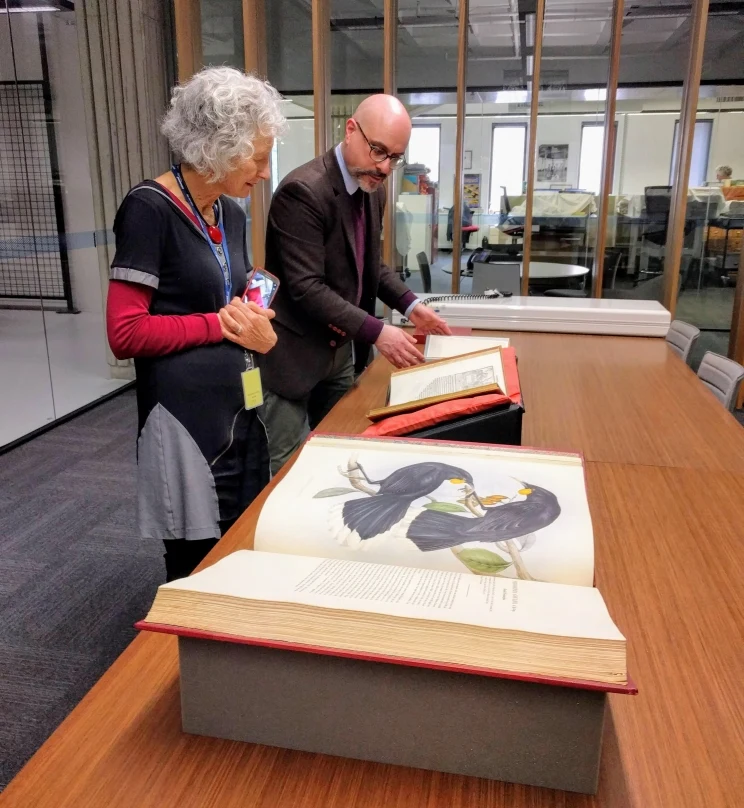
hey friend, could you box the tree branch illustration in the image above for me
[499,540,535,581]
[337,456,376,495]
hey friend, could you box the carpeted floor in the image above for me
[0,389,161,791]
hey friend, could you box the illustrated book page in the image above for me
[254,435,595,586]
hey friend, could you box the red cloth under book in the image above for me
[363,347,522,438]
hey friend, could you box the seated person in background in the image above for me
[106,67,285,581]
[716,165,733,186]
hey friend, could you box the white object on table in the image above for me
[394,296,670,337]
[424,334,511,360]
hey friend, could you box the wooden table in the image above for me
[2,332,743,808]
[343,332,744,472]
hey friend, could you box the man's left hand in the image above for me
[408,304,451,335]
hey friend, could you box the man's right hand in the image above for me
[374,324,424,369]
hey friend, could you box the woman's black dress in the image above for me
[110,182,270,549]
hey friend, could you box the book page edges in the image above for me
[135,620,637,695]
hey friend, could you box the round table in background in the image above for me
[442,261,590,279]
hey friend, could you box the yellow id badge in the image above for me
[241,367,264,410]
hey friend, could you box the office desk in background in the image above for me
[1,332,744,808]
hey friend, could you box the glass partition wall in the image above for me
[171,0,744,372]
[672,0,744,366]
[518,0,612,295]
[393,0,460,297]
[0,3,139,450]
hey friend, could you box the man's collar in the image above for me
[334,143,359,195]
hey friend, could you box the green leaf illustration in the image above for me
[423,501,468,513]
[454,548,512,575]
[313,487,359,498]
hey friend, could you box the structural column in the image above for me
[520,0,546,296]
[312,0,332,156]
[383,0,398,285]
[243,0,270,267]
[662,0,710,314]
[451,0,469,293]
[591,0,625,297]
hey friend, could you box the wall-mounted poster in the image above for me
[463,173,481,209]
[537,144,568,182]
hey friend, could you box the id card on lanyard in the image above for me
[172,165,263,409]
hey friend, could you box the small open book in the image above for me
[424,334,511,360]
[139,435,632,691]
[367,347,509,421]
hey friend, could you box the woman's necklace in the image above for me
[173,165,222,244]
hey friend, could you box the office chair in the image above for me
[638,186,672,280]
[500,186,511,215]
[416,251,432,294]
[471,261,521,296]
[696,351,744,411]
[637,187,695,284]
[665,320,700,364]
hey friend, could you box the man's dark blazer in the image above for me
[259,148,413,400]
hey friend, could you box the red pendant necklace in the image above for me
[172,164,222,244]
[206,225,222,244]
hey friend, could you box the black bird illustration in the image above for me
[404,482,561,552]
[341,462,477,541]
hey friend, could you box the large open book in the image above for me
[140,435,632,690]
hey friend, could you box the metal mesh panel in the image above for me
[0,81,66,300]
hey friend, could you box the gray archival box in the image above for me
[178,636,609,794]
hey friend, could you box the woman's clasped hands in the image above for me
[219,297,277,353]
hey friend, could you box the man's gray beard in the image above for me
[350,170,385,193]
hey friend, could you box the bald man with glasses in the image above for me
[259,94,450,474]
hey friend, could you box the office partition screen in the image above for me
[196,0,744,368]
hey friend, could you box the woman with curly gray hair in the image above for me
[106,67,286,581]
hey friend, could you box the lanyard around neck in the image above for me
[171,164,232,304]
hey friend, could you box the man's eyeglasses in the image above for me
[354,119,405,169]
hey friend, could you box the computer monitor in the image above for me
[471,261,521,296]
